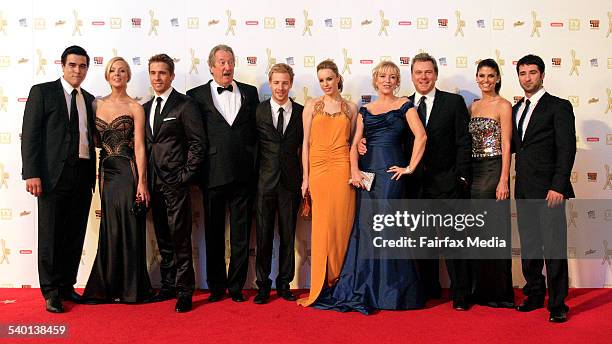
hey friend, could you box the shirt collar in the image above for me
[154,87,173,102]
[211,79,237,93]
[270,98,292,114]
[525,87,546,104]
[415,88,436,102]
[60,77,81,95]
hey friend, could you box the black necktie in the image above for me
[417,96,427,125]
[277,107,285,136]
[69,89,80,160]
[517,99,531,140]
[217,84,233,94]
[153,97,163,135]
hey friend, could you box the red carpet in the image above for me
[1,289,611,343]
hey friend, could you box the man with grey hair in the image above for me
[187,44,259,303]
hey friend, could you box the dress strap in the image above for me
[340,101,350,118]
[314,100,325,114]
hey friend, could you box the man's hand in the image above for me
[25,178,43,197]
[546,190,564,208]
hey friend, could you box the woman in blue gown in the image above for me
[313,61,427,314]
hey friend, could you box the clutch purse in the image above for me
[131,200,148,217]
[300,193,312,220]
[362,172,375,192]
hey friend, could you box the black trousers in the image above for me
[151,183,195,296]
[515,191,568,311]
[254,185,300,291]
[38,160,92,299]
[204,181,254,295]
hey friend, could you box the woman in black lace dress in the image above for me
[83,57,153,303]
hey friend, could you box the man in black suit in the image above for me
[144,54,205,313]
[512,54,575,323]
[407,53,472,310]
[22,45,96,313]
[187,45,259,303]
[253,63,303,304]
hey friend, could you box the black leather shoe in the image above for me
[277,289,297,301]
[152,290,176,302]
[45,296,64,313]
[207,291,226,303]
[516,299,544,312]
[231,293,246,302]
[253,291,270,304]
[61,290,83,304]
[452,298,469,311]
[549,309,568,323]
[175,296,192,313]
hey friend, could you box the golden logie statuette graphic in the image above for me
[495,49,505,75]
[303,9,313,36]
[603,240,611,266]
[606,88,612,113]
[0,163,8,189]
[0,11,7,35]
[226,9,236,36]
[455,10,465,37]
[342,48,352,74]
[266,48,276,74]
[0,238,10,264]
[0,87,7,112]
[604,164,612,191]
[73,9,82,36]
[608,12,612,38]
[567,201,577,228]
[303,86,312,104]
[531,11,541,37]
[569,49,580,76]
[189,48,199,74]
[36,49,47,76]
[379,10,389,36]
[149,9,159,36]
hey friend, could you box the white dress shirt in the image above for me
[516,87,546,140]
[149,87,174,134]
[210,80,242,126]
[270,98,292,134]
[60,77,90,159]
[414,88,437,126]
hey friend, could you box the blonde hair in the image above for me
[268,63,294,83]
[316,59,343,92]
[104,57,131,82]
[372,61,401,91]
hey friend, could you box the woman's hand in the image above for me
[136,182,150,207]
[350,169,368,189]
[301,179,309,198]
[387,166,411,181]
[496,181,509,201]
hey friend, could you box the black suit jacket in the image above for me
[187,80,260,189]
[21,79,96,191]
[143,89,205,188]
[408,89,471,196]
[512,92,576,199]
[255,98,304,194]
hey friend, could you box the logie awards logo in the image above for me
[72,9,82,36]
[569,49,580,76]
[36,49,46,76]
[0,11,7,35]
[226,10,236,36]
[0,163,8,189]
[455,10,465,37]
[0,87,7,112]
[189,48,199,74]
[342,48,352,74]
[303,10,313,36]
[531,11,541,37]
[149,10,159,36]
[379,10,389,36]
[0,239,10,265]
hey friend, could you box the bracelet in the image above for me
[405,165,412,175]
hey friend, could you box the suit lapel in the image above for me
[262,99,279,138]
[54,79,70,124]
[512,98,523,145]
[143,98,153,140]
[234,81,251,125]
[202,80,230,126]
[153,89,178,138]
[427,89,444,129]
[522,92,549,144]
[284,99,300,138]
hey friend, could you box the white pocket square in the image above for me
[163,117,176,122]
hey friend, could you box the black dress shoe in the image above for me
[516,299,544,312]
[45,296,64,313]
[207,291,226,303]
[453,298,469,311]
[277,289,297,301]
[549,309,568,323]
[231,293,246,302]
[61,290,83,304]
[152,290,176,302]
[175,296,192,313]
[253,291,270,305]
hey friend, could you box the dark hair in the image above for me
[148,53,175,74]
[316,59,343,92]
[476,58,502,94]
[516,54,545,74]
[411,52,438,75]
[61,45,89,66]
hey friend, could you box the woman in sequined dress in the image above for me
[83,57,154,303]
[468,58,514,307]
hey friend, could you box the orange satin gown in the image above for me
[298,100,356,307]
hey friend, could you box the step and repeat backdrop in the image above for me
[0,0,611,289]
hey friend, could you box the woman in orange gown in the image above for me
[298,60,358,307]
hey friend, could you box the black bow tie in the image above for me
[217,85,233,94]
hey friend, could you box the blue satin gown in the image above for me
[313,101,425,314]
